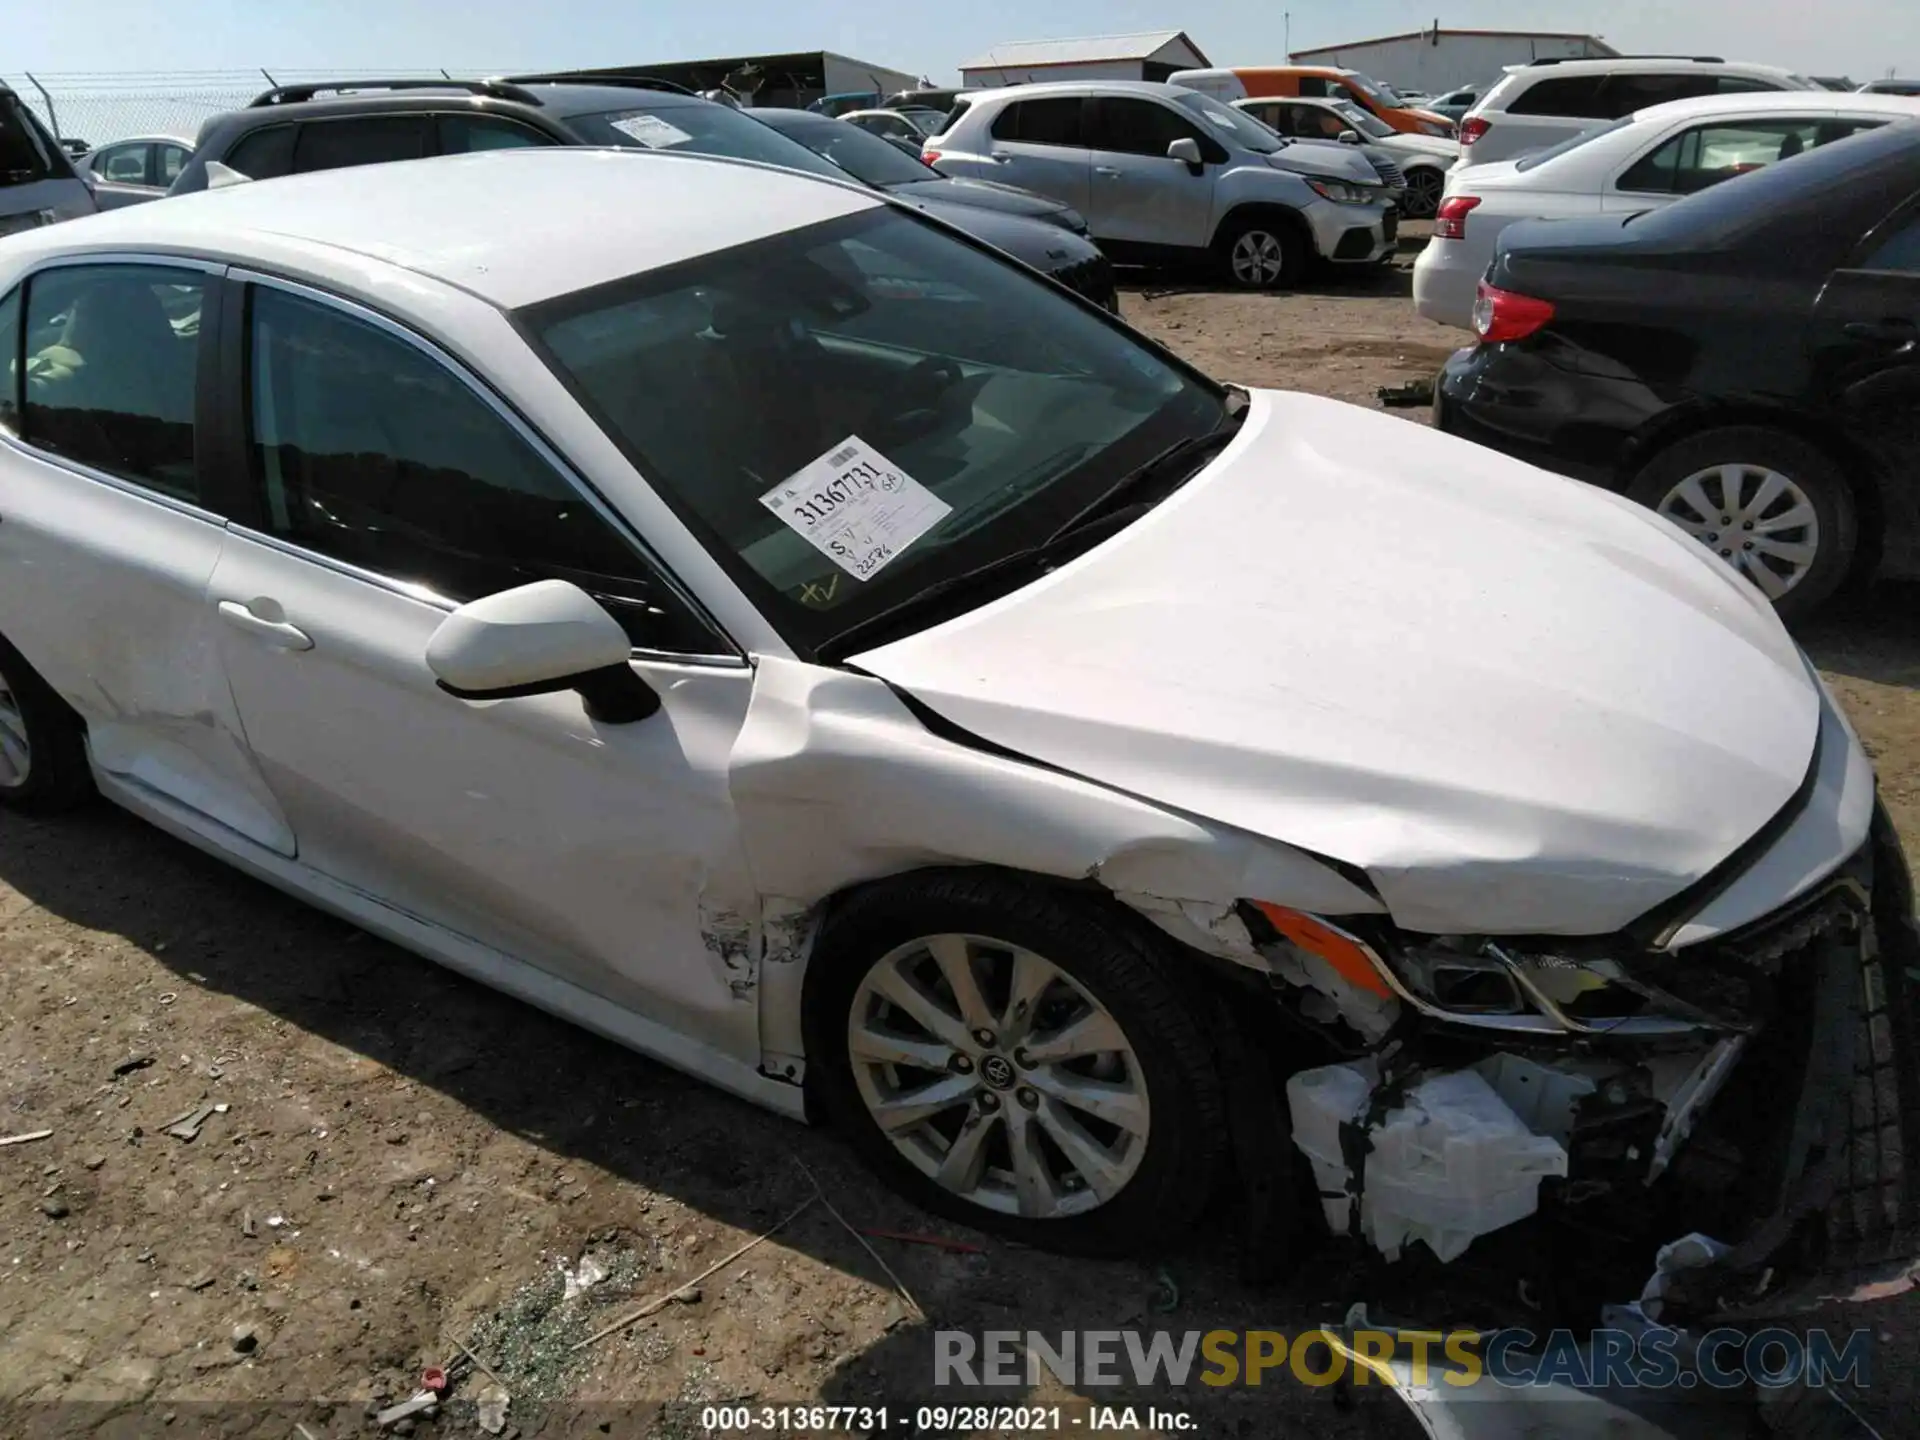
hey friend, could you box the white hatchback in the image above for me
[1415,91,1920,330]
[0,147,1911,1269]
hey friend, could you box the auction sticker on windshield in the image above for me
[607,113,693,148]
[761,437,951,582]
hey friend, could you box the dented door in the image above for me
[0,258,293,853]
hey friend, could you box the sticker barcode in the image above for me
[827,445,860,467]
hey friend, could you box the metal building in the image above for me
[1288,28,1617,96]
[959,31,1211,88]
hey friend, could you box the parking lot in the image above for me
[2,239,1917,1438]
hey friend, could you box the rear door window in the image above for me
[1505,75,1608,117]
[1594,72,1720,118]
[293,116,430,174]
[1619,119,1885,195]
[225,124,296,180]
[988,98,1086,147]
[159,143,191,186]
[20,264,208,503]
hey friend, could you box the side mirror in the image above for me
[1339,129,1362,145]
[426,579,659,723]
[1166,136,1204,172]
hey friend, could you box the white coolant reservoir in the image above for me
[1287,1063,1569,1263]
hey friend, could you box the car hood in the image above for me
[894,194,1097,272]
[888,176,1074,223]
[1266,143,1379,183]
[850,388,1821,937]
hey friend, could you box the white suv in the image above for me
[1457,56,1822,169]
[925,80,1397,288]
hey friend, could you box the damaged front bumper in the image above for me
[1257,803,1920,1330]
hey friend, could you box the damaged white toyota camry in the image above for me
[1,149,1914,1320]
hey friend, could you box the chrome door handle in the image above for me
[1094,166,1122,176]
[217,600,313,651]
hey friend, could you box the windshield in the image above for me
[756,112,935,187]
[522,209,1222,656]
[1341,72,1403,108]
[1332,100,1394,139]
[1514,117,1634,171]
[1170,90,1283,153]
[0,93,64,185]
[563,103,848,182]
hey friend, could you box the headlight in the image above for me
[1248,903,1744,1038]
[1421,121,1454,138]
[1057,206,1090,235]
[1304,176,1381,205]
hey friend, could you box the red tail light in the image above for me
[1472,281,1555,344]
[921,149,942,165]
[1434,194,1480,240]
[1460,116,1491,146]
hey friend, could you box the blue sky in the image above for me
[13,0,1917,82]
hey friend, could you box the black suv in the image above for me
[171,78,1116,309]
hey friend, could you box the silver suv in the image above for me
[925,80,1396,289]
[1457,56,1821,169]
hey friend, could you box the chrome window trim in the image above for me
[229,266,747,668]
[0,252,226,520]
[0,429,229,526]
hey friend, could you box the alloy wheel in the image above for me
[1404,168,1445,220]
[1229,230,1286,287]
[0,665,30,790]
[1657,463,1821,601]
[846,933,1150,1219]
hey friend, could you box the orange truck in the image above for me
[1168,66,1458,138]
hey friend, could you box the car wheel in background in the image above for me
[1402,167,1446,220]
[1216,214,1303,291]
[1627,427,1859,621]
[805,869,1227,1255]
[0,633,92,812]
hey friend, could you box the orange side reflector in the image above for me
[1252,902,1395,999]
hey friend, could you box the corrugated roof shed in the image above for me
[1291,29,1615,59]
[960,30,1209,71]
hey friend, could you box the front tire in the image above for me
[1216,214,1303,291]
[0,633,92,813]
[805,870,1227,1255]
[1627,426,1859,622]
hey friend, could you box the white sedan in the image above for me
[1415,90,1920,329]
[1233,94,1460,218]
[1,147,1912,1268]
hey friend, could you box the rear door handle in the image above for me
[1843,318,1918,345]
[1094,166,1122,177]
[217,600,313,651]
[987,151,1012,163]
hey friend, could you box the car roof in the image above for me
[1628,90,1920,124]
[956,79,1194,104]
[203,81,707,130]
[3,148,881,310]
[1498,57,1805,81]
[93,133,196,147]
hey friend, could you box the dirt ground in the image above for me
[2,238,1917,1440]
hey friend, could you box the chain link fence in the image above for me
[3,69,492,148]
